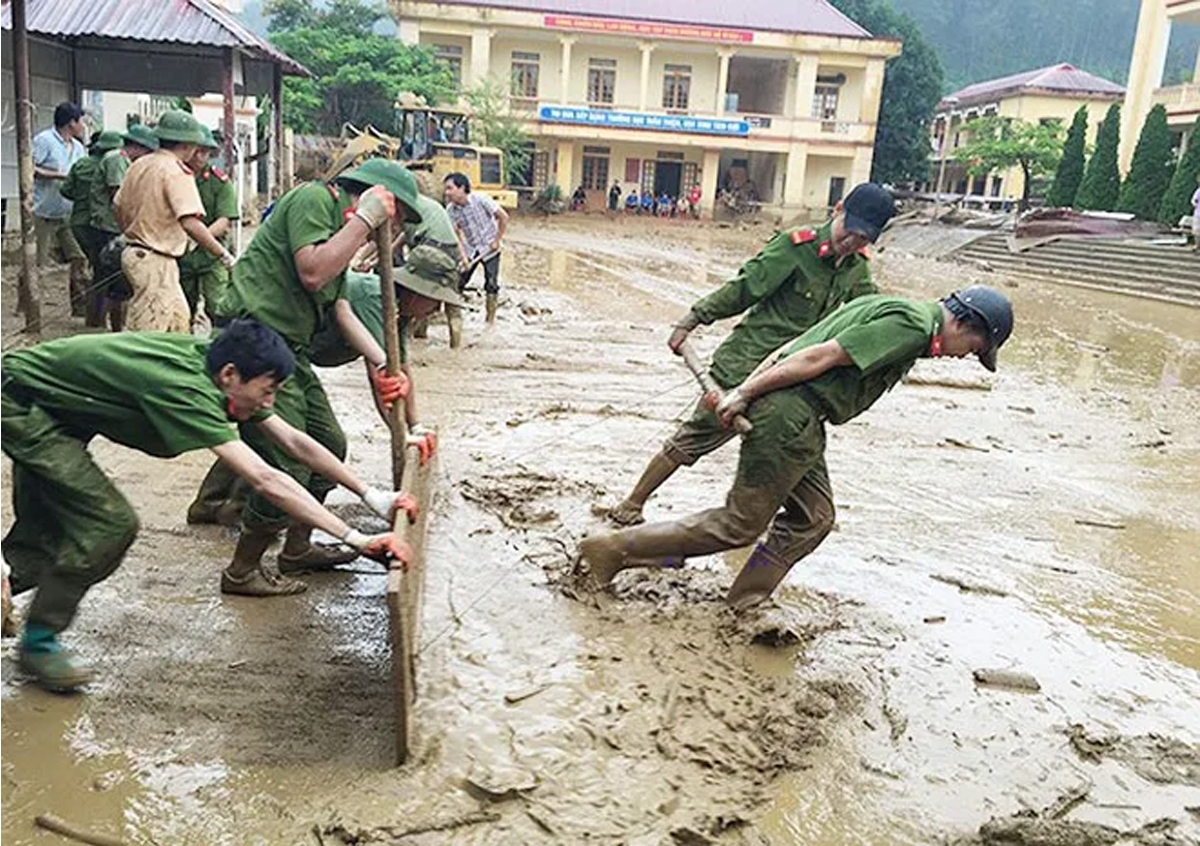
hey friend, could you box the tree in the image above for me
[953,116,1063,210]
[463,77,530,187]
[1047,105,1087,208]
[265,0,455,135]
[1117,104,1174,219]
[1075,103,1121,211]
[1158,117,1200,226]
[830,0,944,185]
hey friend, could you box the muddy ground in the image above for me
[2,214,1199,846]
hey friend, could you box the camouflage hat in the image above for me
[396,244,467,307]
[123,124,160,151]
[154,110,208,144]
[336,158,422,223]
[91,130,124,153]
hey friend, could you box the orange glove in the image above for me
[406,424,437,466]
[370,365,410,409]
[352,185,396,229]
[361,487,420,523]
[360,533,414,570]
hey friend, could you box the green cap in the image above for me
[91,130,124,153]
[396,244,467,307]
[198,125,219,150]
[123,124,160,151]
[154,109,208,144]
[336,158,423,223]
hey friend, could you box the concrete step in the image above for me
[958,236,1200,277]
[957,245,1200,286]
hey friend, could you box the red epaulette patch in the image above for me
[212,166,229,182]
[858,245,872,260]
[790,228,817,245]
[817,241,832,259]
[929,335,943,357]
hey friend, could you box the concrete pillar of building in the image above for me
[397,18,420,45]
[861,57,886,124]
[559,36,576,105]
[792,54,819,119]
[783,142,808,211]
[850,145,873,187]
[639,42,655,112]
[1121,0,1171,173]
[556,140,576,190]
[716,49,735,116]
[1193,43,1200,85]
[469,29,493,86]
[700,148,721,218]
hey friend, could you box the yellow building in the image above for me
[391,0,900,217]
[929,64,1124,206]
[1124,0,1200,171]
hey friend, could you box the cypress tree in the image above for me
[1076,103,1122,211]
[1158,117,1200,226]
[1047,106,1088,207]
[1117,104,1174,219]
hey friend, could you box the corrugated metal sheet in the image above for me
[941,64,1125,109]
[428,0,872,39]
[0,0,309,75]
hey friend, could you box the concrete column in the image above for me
[639,42,655,112]
[783,142,808,211]
[861,57,886,123]
[560,36,576,104]
[792,54,819,119]
[716,49,735,115]
[469,29,493,86]
[556,140,576,190]
[850,146,873,187]
[1121,0,1171,172]
[700,148,721,217]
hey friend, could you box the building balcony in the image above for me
[1153,82,1200,125]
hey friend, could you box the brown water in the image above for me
[3,217,1198,846]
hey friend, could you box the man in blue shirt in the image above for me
[33,102,90,316]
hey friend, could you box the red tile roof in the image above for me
[939,64,1124,109]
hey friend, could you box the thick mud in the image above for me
[2,216,1199,845]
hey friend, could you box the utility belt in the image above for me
[796,384,833,423]
[126,241,178,259]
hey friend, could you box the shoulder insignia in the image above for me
[817,240,832,259]
[790,228,817,245]
[178,161,194,175]
[857,245,872,260]
[212,166,230,182]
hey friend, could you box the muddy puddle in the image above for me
[3,216,1199,845]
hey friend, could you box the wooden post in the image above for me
[376,221,408,487]
[272,63,284,199]
[222,49,236,168]
[12,0,41,332]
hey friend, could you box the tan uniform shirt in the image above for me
[114,150,205,257]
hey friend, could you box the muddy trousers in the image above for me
[36,215,89,316]
[0,386,139,633]
[121,246,190,333]
[238,358,347,532]
[609,391,834,573]
[178,262,230,322]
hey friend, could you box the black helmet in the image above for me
[943,285,1013,372]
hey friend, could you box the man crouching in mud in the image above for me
[577,286,1014,610]
[1,320,416,693]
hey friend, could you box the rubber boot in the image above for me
[108,300,127,333]
[411,316,430,339]
[19,624,94,692]
[221,527,307,596]
[485,293,498,325]
[69,260,89,317]
[725,544,793,611]
[446,305,464,349]
[578,520,697,588]
[607,449,682,526]
[276,522,359,575]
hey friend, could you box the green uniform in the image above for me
[60,154,99,230]
[658,295,942,570]
[1,333,245,633]
[210,181,353,531]
[90,149,129,235]
[179,164,239,319]
[309,271,409,368]
[405,193,458,248]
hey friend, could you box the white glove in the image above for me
[715,387,749,427]
[219,248,237,270]
[361,486,401,521]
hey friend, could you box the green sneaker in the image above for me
[19,646,95,693]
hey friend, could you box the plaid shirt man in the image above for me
[447,192,500,259]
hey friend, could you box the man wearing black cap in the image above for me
[607,182,897,532]
[581,285,1014,609]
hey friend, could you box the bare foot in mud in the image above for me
[605,500,645,527]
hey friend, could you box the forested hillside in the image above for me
[889,0,1200,91]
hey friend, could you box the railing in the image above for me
[1153,82,1200,111]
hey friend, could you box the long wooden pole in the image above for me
[376,221,408,486]
[12,0,41,332]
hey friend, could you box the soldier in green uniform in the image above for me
[88,125,159,331]
[60,130,123,327]
[607,183,897,530]
[580,286,1014,609]
[405,190,470,348]
[179,127,239,323]
[1,320,417,692]
[201,158,423,596]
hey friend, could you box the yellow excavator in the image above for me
[297,93,518,208]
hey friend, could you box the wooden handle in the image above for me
[375,221,409,488]
[677,340,753,435]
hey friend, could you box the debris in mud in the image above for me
[1074,518,1127,530]
[1066,725,1200,785]
[930,573,1009,597]
[517,300,552,316]
[942,437,991,452]
[969,813,1189,846]
[464,763,539,802]
[322,810,501,843]
[457,470,604,529]
[973,668,1042,692]
[504,684,550,705]
[33,813,126,846]
[903,373,993,391]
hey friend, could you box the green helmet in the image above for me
[198,125,219,150]
[154,110,207,144]
[91,130,124,153]
[123,124,160,151]
[336,158,423,223]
